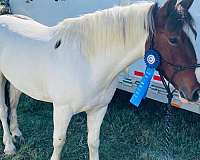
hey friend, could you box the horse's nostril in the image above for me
[191,88,200,102]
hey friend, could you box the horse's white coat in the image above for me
[0,2,154,160]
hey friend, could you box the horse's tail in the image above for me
[5,80,11,125]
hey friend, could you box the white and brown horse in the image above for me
[0,0,199,160]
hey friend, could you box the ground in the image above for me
[0,89,199,160]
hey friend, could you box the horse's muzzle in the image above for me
[180,87,200,102]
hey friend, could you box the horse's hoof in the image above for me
[13,135,25,145]
[4,144,16,155]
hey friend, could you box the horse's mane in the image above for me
[54,2,156,60]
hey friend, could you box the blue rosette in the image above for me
[144,49,160,69]
[130,49,160,107]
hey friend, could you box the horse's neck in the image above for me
[83,5,151,84]
[90,35,147,86]
[56,3,152,86]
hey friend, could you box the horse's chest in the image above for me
[78,78,118,112]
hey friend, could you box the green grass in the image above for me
[0,89,200,160]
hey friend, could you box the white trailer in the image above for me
[9,0,200,114]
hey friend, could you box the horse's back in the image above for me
[0,15,55,101]
[0,14,54,41]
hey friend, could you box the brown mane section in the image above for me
[13,15,31,20]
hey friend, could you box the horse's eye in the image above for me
[168,37,178,46]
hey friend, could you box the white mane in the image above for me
[55,2,155,60]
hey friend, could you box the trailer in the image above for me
[8,0,200,114]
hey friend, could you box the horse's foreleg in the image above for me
[50,104,72,160]
[86,106,107,160]
[0,75,16,155]
[9,84,23,142]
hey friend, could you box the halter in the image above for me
[149,34,200,103]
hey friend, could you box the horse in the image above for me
[0,0,199,159]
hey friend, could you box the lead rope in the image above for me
[149,28,175,158]
[149,30,174,159]
[159,65,200,159]
[159,73,176,160]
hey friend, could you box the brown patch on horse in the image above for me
[55,40,62,49]
[13,15,31,20]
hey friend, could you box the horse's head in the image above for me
[146,0,200,102]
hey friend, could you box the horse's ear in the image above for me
[156,0,177,28]
[164,0,195,33]
[178,0,194,10]
[159,0,177,18]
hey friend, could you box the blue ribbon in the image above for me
[130,49,160,107]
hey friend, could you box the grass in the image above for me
[0,89,200,160]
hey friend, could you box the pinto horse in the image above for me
[0,0,199,160]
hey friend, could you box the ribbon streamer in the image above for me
[130,49,160,107]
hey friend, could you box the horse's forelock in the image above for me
[166,6,197,38]
[183,11,197,39]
